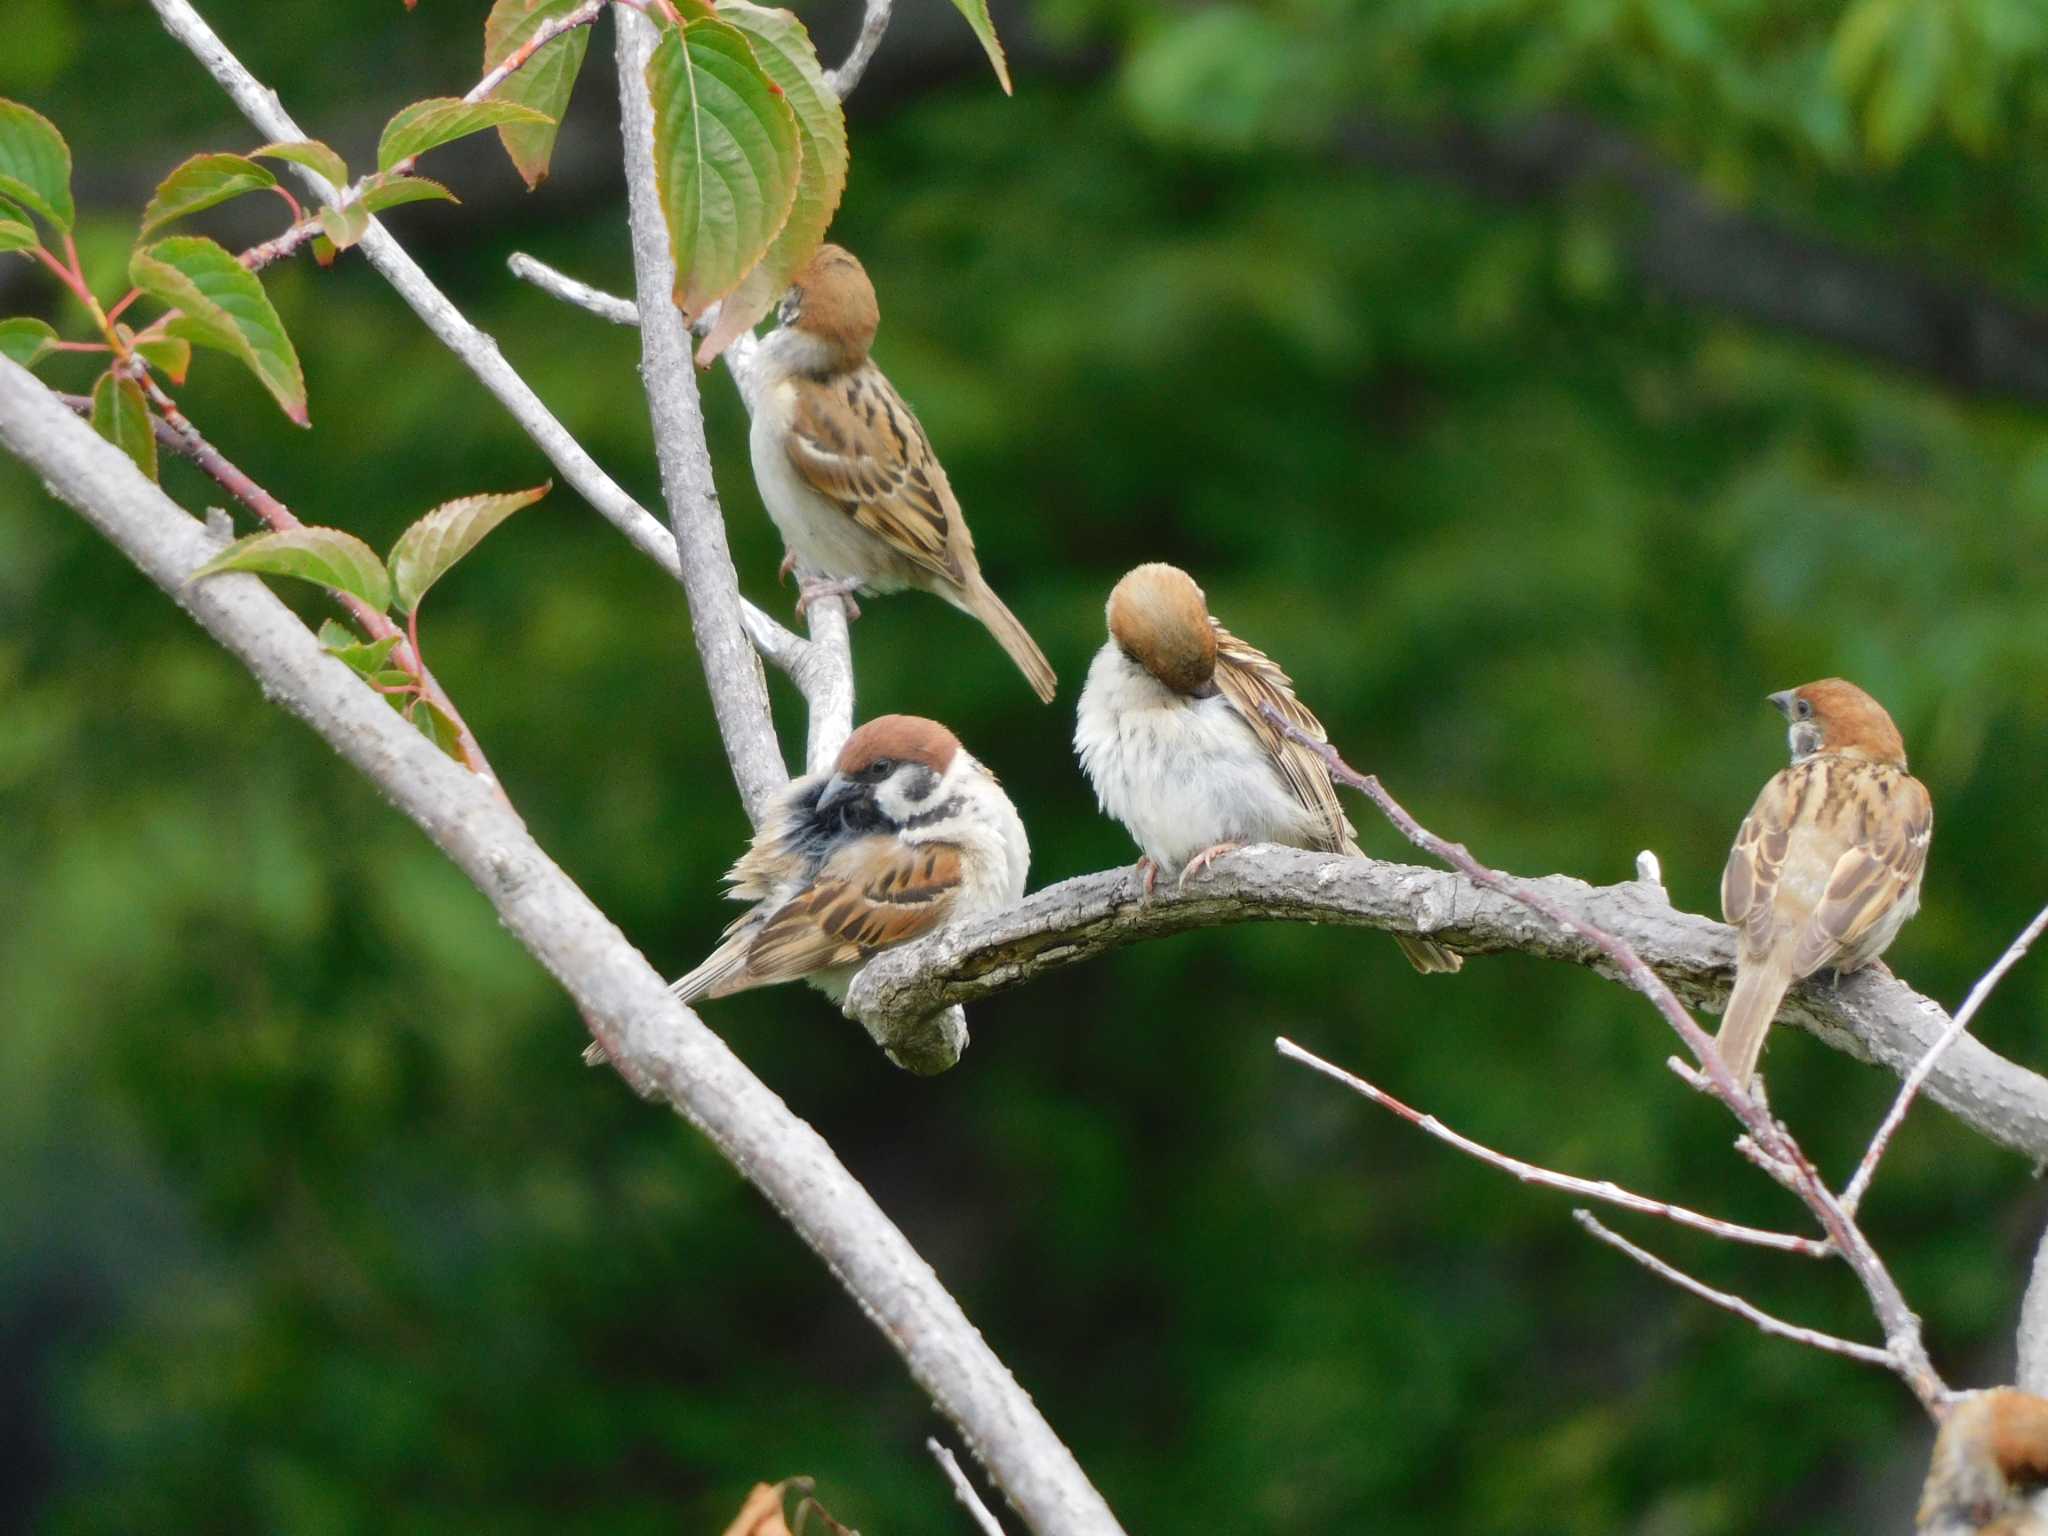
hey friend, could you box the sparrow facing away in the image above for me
[746,244,1058,704]
[673,713,1030,1003]
[1073,562,1462,975]
[1717,678,1931,1086]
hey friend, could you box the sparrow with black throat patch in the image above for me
[746,244,1058,703]
[1074,562,1463,975]
[672,713,1030,1004]
[1717,678,1931,1087]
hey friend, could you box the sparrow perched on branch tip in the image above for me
[1073,562,1462,975]
[746,244,1057,703]
[1717,678,1930,1086]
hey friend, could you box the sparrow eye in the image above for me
[863,757,895,781]
[1795,698,1813,720]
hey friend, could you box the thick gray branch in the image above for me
[613,8,787,820]
[845,846,2048,1161]
[0,360,1122,1536]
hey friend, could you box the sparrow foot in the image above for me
[778,551,798,585]
[1131,857,1159,900]
[1177,841,1246,891]
[795,576,863,622]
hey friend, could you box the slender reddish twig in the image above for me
[1573,1213,1898,1371]
[1841,901,2048,1217]
[1276,1037,1829,1256]
[64,378,502,790]
[465,0,606,105]
[1261,705,1948,1413]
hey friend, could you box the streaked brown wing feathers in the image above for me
[786,371,961,580]
[1209,623,1353,852]
[740,836,964,985]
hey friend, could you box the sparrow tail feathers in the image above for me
[959,573,1057,703]
[1716,957,1793,1087]
[1394,933,1464,975]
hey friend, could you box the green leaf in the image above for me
[0,218,36,253]
[190,526,392,611]
[376,97,554,173]
[317,200,370,250]
[140,153,277,236]
[0,316,57,368]
[645,19,801,322]
[0,99,74,230]
[483,0,595,189]
[251,139,350,191]
[943,0,1012,94]
[357,174,460,214]
[697,3,848,364]
[130,236,308,424]
[318,621,405,677]
[89,369,157,482]
[133,333,192,383]
[410,698,465,760]
[387,484,549,612]
[311,234,339,268]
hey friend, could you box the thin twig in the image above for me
[1262,707,1947,1411]
[928,1438,1009,1536]
[1573,1212,1899,1371]
[1276,1037,1829,1256]
[505,253,639,325]
[1841,901,2048,1216]
[465,0,606,105]
[824,0,895,99]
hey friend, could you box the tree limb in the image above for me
[0,359,1124,1536]
[845,846,2048,1165]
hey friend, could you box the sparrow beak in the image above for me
[1767,690,1796,719]
[817,770,857,813]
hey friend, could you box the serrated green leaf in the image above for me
[0,218,35,253]
[190,526,392,610]
[357,175,460,214]
[0,316,57,368]
[130,236,308,424]
[134,333,192,383]
[646,19,801,322]
[943,0,1012,94]
[317,200,370,250]
[89,370,158,482]
[697,3,848,364]
[483,0,596,189]
[0,99,74,230]
[321,627,405,677]
[376,97,554,173]
[140,153,277,236]
[251,139,349,191]
[387,484,549,612]
[410,698,465,761]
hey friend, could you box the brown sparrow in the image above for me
[673,714,1030,1002]
[747,244,1057,703]
[1073,562,1462,975]
[1717,678,1931,1085]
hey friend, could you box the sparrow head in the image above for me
[1106,562,1219,698]
[776,244,879,365]
[817,713,963,826]
[1768,678,1908,768]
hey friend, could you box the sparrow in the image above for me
[1917,1389,2048,1535]
[1716,678,1931,1086]
[672,713,1030,1003]
[745,244,1058,703]
[1073,562,1462,975]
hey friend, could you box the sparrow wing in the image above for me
[785,368,966,583]
[1721,769,1797,958]
[1788,770,1932,979]
[1209,623,1354,853]
[734,835,965,988]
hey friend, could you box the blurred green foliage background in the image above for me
[7,0,2048,1530]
